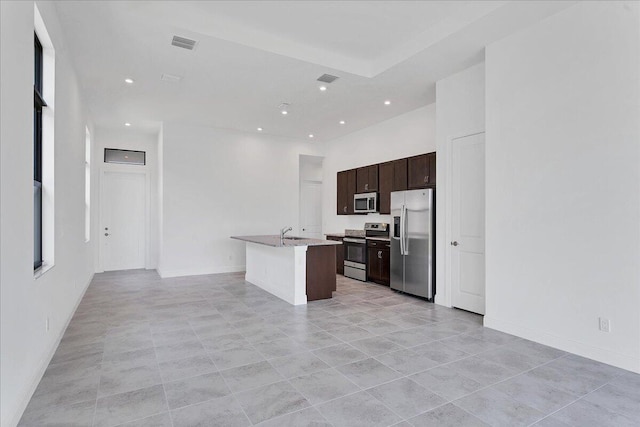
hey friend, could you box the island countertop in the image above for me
[231,235,342,248]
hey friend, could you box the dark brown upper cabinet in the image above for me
[338,152,434,216]
[346,169,357,214]
[336,171,349,215]
[408,153,436,189]
[379,159,409,214]
[356,165,378,193]
[378,162,393,215]
[392,158,408,191]
[427,152,436,186]
[337,169,357,215]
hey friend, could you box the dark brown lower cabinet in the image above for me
[326,236,344,275]
[306,245,337,301]
[367,240,390,286]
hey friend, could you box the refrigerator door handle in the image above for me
[403,204,409,255]
[399,204,406,256]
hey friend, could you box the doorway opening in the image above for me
[299,155,324,239]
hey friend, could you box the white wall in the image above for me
[435,63,485,307]
[485,1,640,372]
[157,125,164,273]
[93,128,160,270]
[158,123,322,277]
[322,105,436,234]
[0,2,95,425]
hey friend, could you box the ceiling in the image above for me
[54,1,575,142]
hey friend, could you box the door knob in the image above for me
[105,233,109,236]
[451,241,458,246]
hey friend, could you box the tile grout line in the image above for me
[29,271,634,427]
[523,371,633,427]
[90,337,107,427]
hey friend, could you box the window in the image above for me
[34,33,47,270]
[104,148,146,165]
[85,127,91,242]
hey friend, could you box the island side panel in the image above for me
[306,245,337,301]
[244,242,308,305]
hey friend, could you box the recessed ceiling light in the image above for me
[279,103,290,115]
[384,100,391,105]
[339,120,346,125]
[319,85,327,92]
[124,78,134,84]
[257,127,263,131]
[124,122,131,127]
[308,134,314,138]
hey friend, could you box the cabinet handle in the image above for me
[365,183,368,190]
[343,206,347,213]
[424,175,428,183]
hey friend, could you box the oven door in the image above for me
[343,238,366,264]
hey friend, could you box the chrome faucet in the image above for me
[280,226,293,240]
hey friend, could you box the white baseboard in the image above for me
[9,273,94,427]
[484,316,640,374]
[158,265,245,279]
[434,294,451,308]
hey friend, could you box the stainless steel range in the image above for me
[343,223,389,281]
[343,228,366,281]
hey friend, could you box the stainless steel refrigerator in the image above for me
[390,189,434,299]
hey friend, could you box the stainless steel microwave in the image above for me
[354,192,378,213]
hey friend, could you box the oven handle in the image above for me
[343,238,366,244]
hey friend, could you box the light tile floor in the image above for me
[19,270,640,427]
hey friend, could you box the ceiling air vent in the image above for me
[317,74,339,83]
[161,73,183,83]
[171,35,198,50]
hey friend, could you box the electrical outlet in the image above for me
[599,317,610,333]
[46,317,50,332]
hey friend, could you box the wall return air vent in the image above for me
[171,35,198,50]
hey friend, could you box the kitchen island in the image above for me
[230,235,341,305]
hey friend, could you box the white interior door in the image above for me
[101,171,146,271]
[300,181,322,238]
[451,133,486,314]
